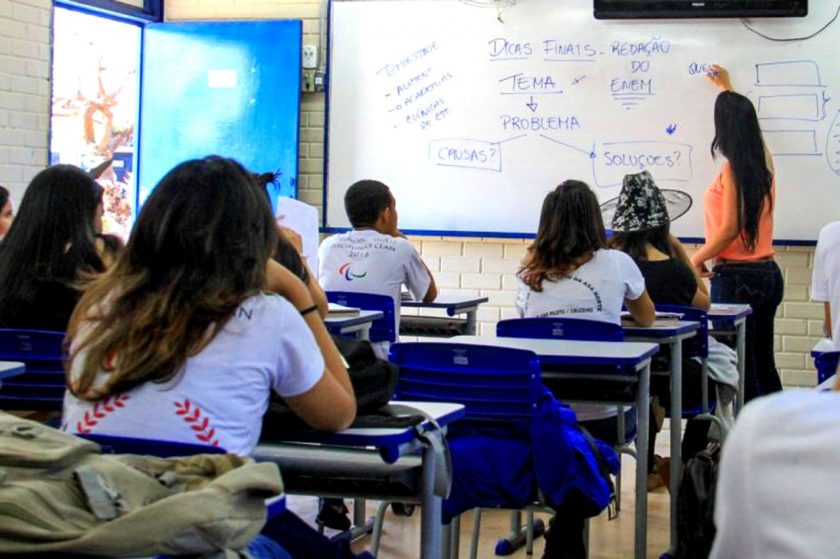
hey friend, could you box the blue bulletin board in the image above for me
[139,20,301,210]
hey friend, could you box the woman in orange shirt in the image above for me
[691,65,784,401]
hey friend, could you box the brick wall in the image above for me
[0,0,51,200]
[2,0,822,386]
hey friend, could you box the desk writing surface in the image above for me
[440,335,659,365]
[324,310,384,328]
[0,361,24,379]
[622,320,701,340]
[327,0,840,240]
[708,303,753,319]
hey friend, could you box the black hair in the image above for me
[252,171,309,283]
[344,180,392,228]
[711,91,773,252]
[0,165,104,325]
[611,223,673,262]
[0,186,9,210]
[519,180,606,290]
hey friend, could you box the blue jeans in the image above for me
[711,260,784,401]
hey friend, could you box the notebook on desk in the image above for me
[328,303,361,317]
[621,311,683,327]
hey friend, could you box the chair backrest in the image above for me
[496,317,624,342]
[79,433,225,457]
[656,304,709,359]
[813,350,840,384]
[327,291,397,343]
[390,342,542,424]
[0,329,65,410]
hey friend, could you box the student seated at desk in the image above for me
[318,179,437,357]
[610,170,736,489]
[516,179,654,552]
[711,365,840,559]
[255,171,328,318]
[811,220,840,349]
[62,156,367,559]
[0,165,106,332]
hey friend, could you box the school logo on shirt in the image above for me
[339,262,367,281]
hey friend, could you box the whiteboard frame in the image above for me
[322,0,821,246]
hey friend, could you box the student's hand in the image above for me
[277,225,303,253]
[695,261,715,279]
[706,64,733,92]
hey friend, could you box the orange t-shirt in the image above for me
[703,161,775,261]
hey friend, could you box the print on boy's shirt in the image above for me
[339,262,368,281]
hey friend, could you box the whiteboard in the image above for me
[326,0,840,241]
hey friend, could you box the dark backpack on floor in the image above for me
[676,418,720,559]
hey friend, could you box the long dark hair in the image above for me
[0,186,9,210]
[68,156,277,400]
[0,165,104,323]
[712,91,773,252]
[519,180,607,291]
[611,224,673,262]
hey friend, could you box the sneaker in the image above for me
[316,502,351,531]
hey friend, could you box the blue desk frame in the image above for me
[252,401,465,559]
[708,303,752,414]
[401,296,489,336]
[622,320,701,555]
[324,310,384,341]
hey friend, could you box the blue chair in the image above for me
[812,348,840,385]
[654,305,716,417]
[0,329,65,411]
[496,316,634,540]
[326,291,396,344]
[378,341,546,559]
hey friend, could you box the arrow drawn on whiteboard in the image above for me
[526,96,538,112]
[572,75,587,85]
[540,134,597,159]
[497,133,528,145]
[666,124,677,135]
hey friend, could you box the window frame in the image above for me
[55,0,162,23]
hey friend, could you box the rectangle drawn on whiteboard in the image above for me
[755,61,823,88]
[594,141,692,187]
[758,94,820,121]
[762,129,820,156]
[428,139,502,172]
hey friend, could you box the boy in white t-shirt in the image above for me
[811,221,840,349]
[318,179,437,346]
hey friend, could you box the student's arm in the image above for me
[265,259,355,431]
[705,64,733,92]
[824,303,833,339]
[394,229,438,303]
[690,164,740,270]
[625,290,656,327]
[670,234,711,310]
[277,226,328,318]
[421,261,438,303]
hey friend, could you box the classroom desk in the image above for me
[622,320,700,555]
[253,401,465,559]
[324,310,384,341]
[401,296,489,336]
[442,335,659,559]
[0,361,25,385]
[708,303,752,413]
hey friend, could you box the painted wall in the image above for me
[0,0,824,385]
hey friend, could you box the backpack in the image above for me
[0,411,282,557]
[262,336,399,436]
[676,418,720,559]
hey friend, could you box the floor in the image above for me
[287,426,674,559]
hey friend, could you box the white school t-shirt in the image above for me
[712,390,840,559]
[516,249,646,421]
[62,293,324,456]
[811,221,840,350]
[318,229,432,335]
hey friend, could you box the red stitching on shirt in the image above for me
[173,399,220,447]
[75,393,130,434]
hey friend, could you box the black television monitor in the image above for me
[594,1,808,19]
